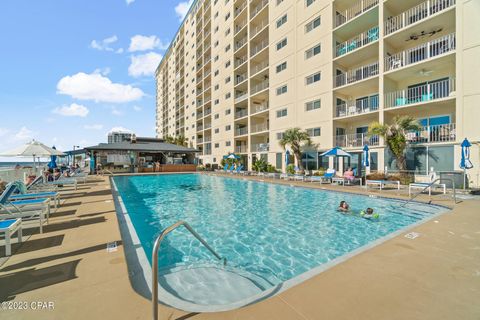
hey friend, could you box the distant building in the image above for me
[108,131,133,144]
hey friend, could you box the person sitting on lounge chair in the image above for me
[343,167,355,181]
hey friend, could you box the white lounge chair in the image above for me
[409,172,446,196]
[366,179,400,190]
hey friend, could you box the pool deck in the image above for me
[0,173,479,319]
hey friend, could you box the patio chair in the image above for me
[10,181,60,209]
[233,165,244,174]
[314,169,336,184]
[409,172,446,196]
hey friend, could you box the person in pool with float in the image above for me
[337,201,350,213]
[337,202,380,219]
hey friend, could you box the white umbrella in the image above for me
[0,140,65,168]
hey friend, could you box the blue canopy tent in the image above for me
[320,147,352,173]
[223,153,240,160]
[460,138,473,189]
[47,146,58,169]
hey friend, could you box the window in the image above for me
[214,12,219,18]
[306,72,321,85]
[225,44,231,52]
[276,85,288,95]
[305,0,315,7]
[276,62,287,73]
[225,76,231,83]
[305,17,321,33]
[276,132,284,140]
[225,92,231,99]
[214,99,219,105]
[276,14,287,28]
[276,108,288,118]
[277,0,284,5]
[225,28,231,36]
[214,113,219,119]
[215,128,220,133]
[214,26,219,33]
[276,38,287,51]
[215,143,220,148]
[225,125,231,131]
[214,70,219,76]
[226,141,231,146]
[225,60,231,68]
[305,44,321,59]
[225,12,230,20]
[214,40,219,47]
[305,99,321,111]
[306,127,321,137]
[214,84,219,90]
[225,109,231,115]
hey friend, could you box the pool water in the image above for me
[114,174,447,288]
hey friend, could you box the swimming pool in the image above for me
[113,174,448,311]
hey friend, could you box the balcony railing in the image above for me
[235,91,248,103]
[250,123,269,133]
[235,72,248,85]
[406,123,456,144]
[250,39,268,57]
[251,80,269,95]
[335,0,379,28]
[235,145,248,153]
[235,127,248,136]
[204,123,212,129]
[235,20,247,34]
[234,1,247,17]
[335,26,379,57]
[196,112,203,119]
[197,125,204,131]
[250,0,268,19]
[334,62,379,88]
[235,36,248,51]
[385,33,456,72]
[235,55,248,68]
[251,60,269,76]
[252,101,269,114]
[197,137,203,143]
[204,109,212,117]
[336,96,379,117]
[251,143,269,152]
[250,19,268,39]
[385,0,456,35]
[385,78,455,108]
[204,137,212,143]
[235,109,248,119]
[336,133,380,148]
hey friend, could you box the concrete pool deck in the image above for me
[0,173,479,319]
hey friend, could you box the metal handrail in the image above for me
[152,220,227,320]
[402,178,457,207]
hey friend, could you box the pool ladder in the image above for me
[152,220,227,320]
[402,178,457,207]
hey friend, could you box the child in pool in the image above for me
[361,207,379,219]
[338,201,350,213]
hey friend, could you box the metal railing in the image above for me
[196,112,203,119]
[335,26,379,57]
[250,0,268,19]
[234,1,247,17]
[235,127,248,136]
[385,0,455,35]
[235,20,247,34]
[251,143,269,152]
[235,91,248,103]
[336,133,380,148]
[235,145,248,153]
[251,60,269,76]
[402,178,457,206]
[406,123,456,144]
[385,78,455,108]
[250,19,268,39]
[251,80,269,95]
[235,55,248,68]
[335,0,379,28]
[235,36,248,51]
[335,96,379,117]
[251,101,269,114]
[385,33,456,72]
[251,123,269,133]
[250,39,268,57]
[152,221,227,320]
[235,108,248,119]
[334,61,379,88]
[235,72,248,85]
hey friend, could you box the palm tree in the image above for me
[174,135,187,147]
[164,135,175,144]
[368,115,422,171]
[279,128,311,171]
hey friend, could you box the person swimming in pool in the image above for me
[361,207,379,219]
[338,201,350,213]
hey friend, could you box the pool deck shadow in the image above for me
[0,173,478,320]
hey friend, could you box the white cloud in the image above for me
[84,124,103,130]
[175,0,194,21]
[126,0,135,5]
[93,67,111,76]
[133,105,142,111]
[90,35,118,52]
[57,72,144,103]
[111,107,124,116]
[116,48,124,54]
[53,103,89,117]
[14,127,34,141]
[108,127,132,135]
[128,52,162,78]
[128,35,169,52]
[0,128,9,137]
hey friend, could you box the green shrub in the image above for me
[286,164,295,175]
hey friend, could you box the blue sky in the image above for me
[0,0,194,160]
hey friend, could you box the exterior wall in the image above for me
[155,0,480,186]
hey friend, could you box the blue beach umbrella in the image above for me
[362,145,370,167]
[460,138,473,189]
[223,153,240,160]
[47,146,58,169]
[285,150,290,166]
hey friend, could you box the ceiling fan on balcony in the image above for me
[406,28,443,41]
[417,69,434,77]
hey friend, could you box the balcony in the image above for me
[235,55,248,68]
[251,60,269,76]
[251,80,269,95]
[336,96,379,117]
[251,143,269,152]
[385,33,456,72]
[235,20,247,34]
[336,133,380,148]
[204,123,212,130]
[235,72,248,85]
[250,123,269,134]
[406,123,456,144]
[335,26,379,58]
[250,19,268,39]
[235,127,248,136]
[335,0,379,28]
[235,109,248,119]
[235,145,248,153]
[235,1,247,17]
[252,101,269,114]
[334,62,379,88]
[235,36,248,52]
[235,91,248,103]
[250,0,268,19]
[385,0,456,36]
[385,78,455,109]
[250,39,268,57]
[197,125,204,131]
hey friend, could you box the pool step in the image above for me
[157,263,275,311]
